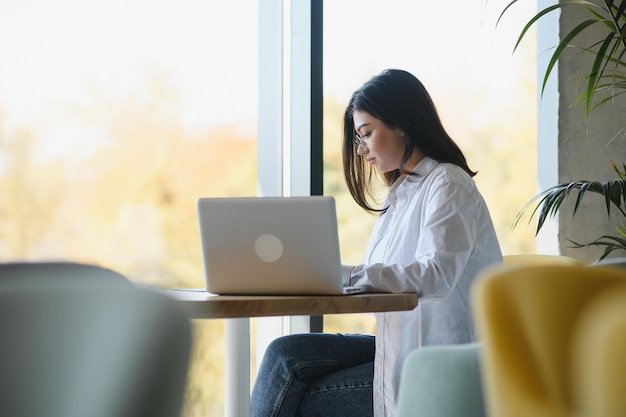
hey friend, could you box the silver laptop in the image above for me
[197,196,365,295]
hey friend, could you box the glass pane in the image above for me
[323,0,538,334]
[0,1,258,415]
[0,0,258,287]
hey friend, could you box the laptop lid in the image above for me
[197,196,346,295]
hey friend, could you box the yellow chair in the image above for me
[472,264,626,417]
[502,254,581,268]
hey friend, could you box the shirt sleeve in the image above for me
[343,176,480,298]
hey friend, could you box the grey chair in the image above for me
[0,264,192,417]
[0,261,132,290]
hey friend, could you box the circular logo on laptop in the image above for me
[255,233,284,263]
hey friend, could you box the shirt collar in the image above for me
[387,156,440,206]
[411,156,440,178]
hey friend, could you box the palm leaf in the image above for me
[500,0,626,111]
[505,3,562,52]
[587,33,616,114]
[616,3,626,24]
[616,0,626,17]
[495,0,520,28]
[590,90,626,111]
[569,234,626,260]
[542,19,600,96]
[514,178,626,235]
[612,161,626,180]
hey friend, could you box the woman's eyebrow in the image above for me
[355,122,370,133]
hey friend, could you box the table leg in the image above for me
[225,318,250,417]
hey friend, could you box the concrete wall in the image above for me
[557,3,626,263]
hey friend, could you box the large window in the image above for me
[1,1,537,415]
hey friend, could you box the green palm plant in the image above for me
[513,161,626,260]
[499,0,626,121]
[499,0,626,260]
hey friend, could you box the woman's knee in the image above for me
[265,333,374,363]
[257,334,329,383]
[264,334,320,361]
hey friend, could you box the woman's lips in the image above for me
[366,157,375,164]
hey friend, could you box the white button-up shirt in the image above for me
[343,156,502,417]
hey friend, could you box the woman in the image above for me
[250,69,502,417]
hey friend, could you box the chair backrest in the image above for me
[396,343,485,417]
[472,264,626,417]
[0,261,132,291]
[502,254,582,268]
[0,285,191,417]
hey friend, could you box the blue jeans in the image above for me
[250,333,375,417]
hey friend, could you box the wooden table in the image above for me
[168,289,418,318]
[166,289,418,417]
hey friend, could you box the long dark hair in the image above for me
[342,69,476,213]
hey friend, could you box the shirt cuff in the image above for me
[341,264,356,286]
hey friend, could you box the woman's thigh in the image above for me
[296,361,374,417]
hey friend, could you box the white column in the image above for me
[535,0,560,255]
[286,0,314,334]
[258,0,284,199]
[224,319,250,417]
[288,0,312,198]
[221,2,288,417]
[248,3,316,416]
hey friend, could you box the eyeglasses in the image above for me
[353,134,368,152]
